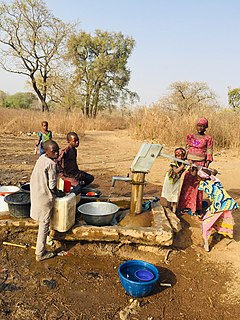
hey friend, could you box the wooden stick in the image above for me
[2,241,36,250]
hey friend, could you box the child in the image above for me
[161,148,187,213]
[35,121,52,155]
[57,132,94,194]
[197,168,239,252]
[30,140,64,261]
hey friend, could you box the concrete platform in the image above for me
[0,200,180,247]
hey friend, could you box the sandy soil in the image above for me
[0,130,240,320]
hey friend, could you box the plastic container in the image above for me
[0,186,20,212]
[118,260,159,298]
[4,191,30,218]
[57,178,72,193]
[50,193,77,232]
[20,183,30,193]
[135,269,154,281]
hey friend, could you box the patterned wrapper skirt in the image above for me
[178,160,205,213]
[202,210,234,240]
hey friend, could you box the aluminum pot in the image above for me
[77,202,119,226]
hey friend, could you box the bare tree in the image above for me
[159,81,218,115]
[0,0,71,111]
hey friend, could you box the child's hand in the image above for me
[211,169,218,176]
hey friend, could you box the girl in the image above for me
[35,121,52,156]
[161,148,187,213]
[197,168,239,252]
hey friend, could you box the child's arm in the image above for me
[172,163,185,174]
[48,163,65,197]
[36,132,41,147]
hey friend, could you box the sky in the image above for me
[1,0,240,106]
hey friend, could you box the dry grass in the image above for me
[128,105,240,150]
[0,106,239,151]
[0,108,128,135]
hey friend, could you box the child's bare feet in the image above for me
[204,240,210,252]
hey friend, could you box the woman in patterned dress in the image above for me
[178,117,213,215]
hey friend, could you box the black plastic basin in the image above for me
[4,192,30,218]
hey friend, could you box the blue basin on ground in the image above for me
[118,259,159,298]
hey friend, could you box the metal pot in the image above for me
[77,202,119,226]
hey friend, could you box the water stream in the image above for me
[107,186,115,202]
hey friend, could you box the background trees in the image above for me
[67,30,139,117]
[0,0,71,111]
[159,81,218,115]
[4,92,38,109]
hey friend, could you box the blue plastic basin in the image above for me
[118,260,159,297]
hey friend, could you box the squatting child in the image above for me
[57,132,94,194]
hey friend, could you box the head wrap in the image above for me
[196,117,208,128]
[197,168,210,179]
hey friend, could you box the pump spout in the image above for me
[111,176,132,187]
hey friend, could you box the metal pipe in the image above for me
[111,176,132,187]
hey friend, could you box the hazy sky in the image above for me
[1,0,240,106]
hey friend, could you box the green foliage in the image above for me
[228,88,240,110]
[67,29,139,117]
[3,92,38,109]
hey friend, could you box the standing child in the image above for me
[57,132,94,194]
[161,148,187,213]
[35,121,52,155]
[30,140,64,261]
[197,168,239,252]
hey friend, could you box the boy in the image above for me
[35,121,52,155]
[57,132,94,193]
[30,140,64,261]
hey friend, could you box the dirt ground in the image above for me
[0,130,240,320]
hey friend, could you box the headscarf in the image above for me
[196,117,208,128]
[197,168,218,182]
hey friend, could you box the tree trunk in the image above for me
[31,75,49,112]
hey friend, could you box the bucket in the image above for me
[0,186,20,212]
[4,191,30,218]
[20,183,30,193]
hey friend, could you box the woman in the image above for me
[178,117,213,215]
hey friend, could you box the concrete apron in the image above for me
[0,201,181,248]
